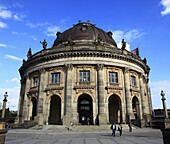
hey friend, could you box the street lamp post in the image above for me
[160,90,169,119]
[1,92,8,119]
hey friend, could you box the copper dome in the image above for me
[53,22,117,47]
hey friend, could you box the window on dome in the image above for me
[109,72,118,83]
[79,71,90,82]
[51,73,60,84]
[131,76,136,86]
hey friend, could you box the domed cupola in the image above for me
[53,21,117,48]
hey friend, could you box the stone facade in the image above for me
[17,22,152,127]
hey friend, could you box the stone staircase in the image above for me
[30,124,137,131]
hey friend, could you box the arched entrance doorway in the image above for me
[132,96,140,120]
[78,94,93,125]
[109,95,122,124]
[49,95,61,125]
[31,97,37,120]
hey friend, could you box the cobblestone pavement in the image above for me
[5,128,163,144]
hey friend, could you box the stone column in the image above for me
[97,64,107,125]
[139,73,147,118]
[161,90,169,119]
[63,64,74,125]
[22,74,31,122]
[17,78,26,123]
[121,70,126,124]
[1,92,8,119]
[37,68,46,127]
[145,78,152,116]
[124,67,133,122]
[94,70,98,125]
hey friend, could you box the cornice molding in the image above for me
[20,50,149,75]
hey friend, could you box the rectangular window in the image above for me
[79,71,90,82]
[109,72,118,83]
[33,77,38,87]
[131,76,136,86]
[51,73,60,84]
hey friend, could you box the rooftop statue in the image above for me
[121,39,126,50]
[68,35,73,46]
[27,48,32,58]
[40,39,47,50]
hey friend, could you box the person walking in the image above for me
[128,122,132,132]
[118,124,122,136]
[111,123,116,137]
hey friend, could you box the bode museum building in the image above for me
[17,21,152,127]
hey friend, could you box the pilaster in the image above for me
[63,64,74,125]
[139,73,147,116]
[124,67,133,122]
[22,74,31,122]
[97,64,107,125]
[17,78,26,123]
[37,68,46,126]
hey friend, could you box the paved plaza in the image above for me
[5,128,163,144]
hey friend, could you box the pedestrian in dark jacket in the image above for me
[118,124,122,136]
[111,123,116,136]
[128,122,132,132]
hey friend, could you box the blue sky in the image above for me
[0,0,170,111]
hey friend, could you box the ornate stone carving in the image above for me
[82,65,87,70]
[65,64,73,71]
[66,46,73,50]
[124,67,130,74]
[39,68,46,74]
[97,64,104,70]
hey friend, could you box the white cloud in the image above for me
[0,6,12,19]
[11,78,18,82]
[0,87,20,110]
[150,79,170,108]
[0,21,7,28]
[112,30,124,42]
[11,31,19,35]
[0,43,7,47]
[5,54,22,61]
[11,2,24,8]
[11,31,27,36]
[112,29,145,51]
[30,35,37,41]
[117,42,130,51]
[124,29,145,42]
[161,0,170,15]
[112,29,145,43]
[26,22,49,28]
[6,78,20,83]
[13,13,26,21]
[46,26,60,37]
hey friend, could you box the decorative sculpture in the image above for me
[27,48,32,58]
[40,39,47,50]
[161,90,169,119]
[56,31,62,39]
[121,39,126,50]
[68,35,73,46]
[97,34,102,45]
